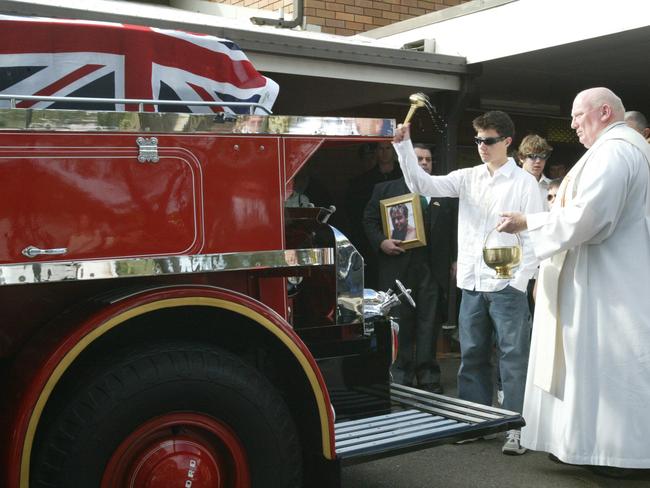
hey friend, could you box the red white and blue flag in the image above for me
[0,15,279,114]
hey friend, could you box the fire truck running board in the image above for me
[334,383,524,465]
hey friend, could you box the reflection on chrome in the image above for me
[363,280,414,330]
[363,288,402,318]
[0,248,333,287]
[0,108,395,137]
[331,227,364,326]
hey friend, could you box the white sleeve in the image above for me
[528,141,633,261]
[393,139,462,198]
[511,175,545,290]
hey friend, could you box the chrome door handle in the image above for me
[22,245,68,258]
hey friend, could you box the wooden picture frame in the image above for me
[380,193,427,250]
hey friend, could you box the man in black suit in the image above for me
[346,142,403,289]
[363,144,456,393]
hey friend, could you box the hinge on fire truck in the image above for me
[136,137,159,163]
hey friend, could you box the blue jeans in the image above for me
[458,287,531,413]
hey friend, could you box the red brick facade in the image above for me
[225,0,294,16]
[210,0,472,35]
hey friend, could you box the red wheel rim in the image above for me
[101,413,250,488]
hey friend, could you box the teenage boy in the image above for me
[392,111,543,455]
[518,134,554,209]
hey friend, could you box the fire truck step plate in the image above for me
[334,383,524,464]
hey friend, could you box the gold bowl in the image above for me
[483,246,522,279]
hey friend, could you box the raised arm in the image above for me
[392,124,461,198]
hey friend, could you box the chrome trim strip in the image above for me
[0,248,334,286]
[0,108,395,137]
[0,94,271,114]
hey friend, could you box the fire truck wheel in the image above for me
[30,342,302,488]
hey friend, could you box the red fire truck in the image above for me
[0,16,523,488]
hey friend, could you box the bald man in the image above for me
[498,88,650,476]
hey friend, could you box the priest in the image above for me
[498,87,650,475]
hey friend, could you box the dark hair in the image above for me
[358,142,377,158]
[390,203,409,218]
[413,143,431,152]
[472,111,515,138]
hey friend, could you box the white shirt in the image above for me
[394,139,544,292]
[538,175,553,210]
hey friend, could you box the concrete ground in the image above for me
[341,354,650,488]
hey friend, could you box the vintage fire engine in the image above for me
[0,94,524,488]
[0,16,523,488]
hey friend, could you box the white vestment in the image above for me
[521,122,650,468]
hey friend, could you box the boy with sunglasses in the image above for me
[518,134,554,210]
[393,111,544,455]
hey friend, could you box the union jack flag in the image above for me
[0,15,279,114]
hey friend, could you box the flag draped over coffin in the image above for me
[0,15,279,114]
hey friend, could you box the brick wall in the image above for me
[306,0,471,35]
[205,0,472,35]
[220,0,295,16]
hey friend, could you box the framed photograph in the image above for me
[380,193,427,250]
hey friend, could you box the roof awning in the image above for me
[366,0,650,117]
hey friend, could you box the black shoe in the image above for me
[420,383,444,394]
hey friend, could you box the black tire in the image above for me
[31,342,302,488]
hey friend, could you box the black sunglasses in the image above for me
[474,136,506,146]
[524,153,550,160]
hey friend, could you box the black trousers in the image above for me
[527,278,536,318]
[390,265,441,386]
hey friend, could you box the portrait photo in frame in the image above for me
[380,193,427,250]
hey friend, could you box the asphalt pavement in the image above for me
[341,355,650,488]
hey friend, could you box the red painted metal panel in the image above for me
[258,276,288,320]
[200,135,284,253]
[0,133,203,264]
[0,131,294,261]
[284,138,324,193]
